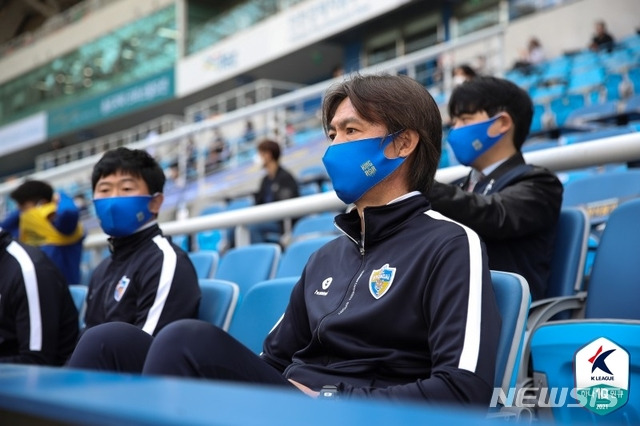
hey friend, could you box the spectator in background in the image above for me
[590,20,615,52]
[0,227,79,365]
[428,76,563,301]
[83,148,200,337]
[0,180,84,285]
[248,139,299,244]
[452,64,477,87]
[67,74,501,406]
[512,37,546,74]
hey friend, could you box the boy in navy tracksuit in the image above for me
[82,148,201,336]
[68,74,501,406]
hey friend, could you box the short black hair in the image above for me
[257,139,281,162]
[10,180,54,205]
[91,147,166,194]
[448,76,533,149]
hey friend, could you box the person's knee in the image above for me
[143,319,225,376]
[67,322,152,371]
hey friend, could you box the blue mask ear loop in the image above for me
[148,192,162,216]
[381,129,407,159]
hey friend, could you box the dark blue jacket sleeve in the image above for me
[0,210,20,238]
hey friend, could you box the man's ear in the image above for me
[489,113,513,137]
[395,129,420,158]
[148,193,164,215]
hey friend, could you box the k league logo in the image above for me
[574,337,629,415]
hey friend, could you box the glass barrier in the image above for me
[0,5,176,127]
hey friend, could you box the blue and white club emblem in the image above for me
[114,275,131,302]
[369,263,396,299]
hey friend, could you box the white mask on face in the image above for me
[453,75,468,87]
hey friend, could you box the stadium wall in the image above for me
[0,0,173,85]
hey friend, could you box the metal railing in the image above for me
[83,133,640,250]
[0,24,508,203]
[184,79,305,122]
[35,114,185,171]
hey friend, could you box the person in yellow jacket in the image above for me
[0,180,84,284]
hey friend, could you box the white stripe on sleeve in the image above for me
[142,236,177,335]
[425,210,483,373]
[6,241,42,351]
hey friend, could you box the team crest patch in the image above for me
[114,275,131,302]
[369,264,396,299]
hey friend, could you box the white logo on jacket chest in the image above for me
[314,277,333,296]
[114,275,130,302]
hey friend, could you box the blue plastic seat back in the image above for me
[585,198,640,320]
[188,250,220,279]
[550,94,585,127]
[228,277,298,354]
[275,235,337,279]
[490,271,531,395]
[68,284,88,328]
[214,243,281,297]
[530,320,640,424]
[562,169,640,225]
[197,279,239,330]
[546,208,590,299]
[564,100,618,125]
[290,212,339,242]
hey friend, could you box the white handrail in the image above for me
[84,133,640,249]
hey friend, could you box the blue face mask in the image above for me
[322,131,406,204]
[93,195,155,237]
[447,115,506,166]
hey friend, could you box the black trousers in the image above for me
[67,319,293,388]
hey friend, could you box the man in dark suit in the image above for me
[428,76,563,300]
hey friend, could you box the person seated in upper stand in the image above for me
[248,139,299,244]
[0,227,78,365]
[84,147,201,336]
[589,20,615,52]
[0,180,84,285]
[68,73,501,407]
[428,76,563,301]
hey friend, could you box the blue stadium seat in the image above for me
[628,66,640,94]
[567,67,605,94]
[544,207,590,300]
[214,243,281,300]
[275,235,337,279]
[197,278,239,331]
[559,126,635,146]
[549,94,585,127]
[228,277,298,354]
[490,271,531,410]
[528,200,640,423]
[188,250,220,279]
[195,202,228,251]
[564,100,619,126]
[562,168,640,225]
[529,103,547,133]
[530,321,640,424]
[68,284,88,329]
[521,138,558,153]
[289,212,339,243]
[530,84,566,104]
[603,73,624,101]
